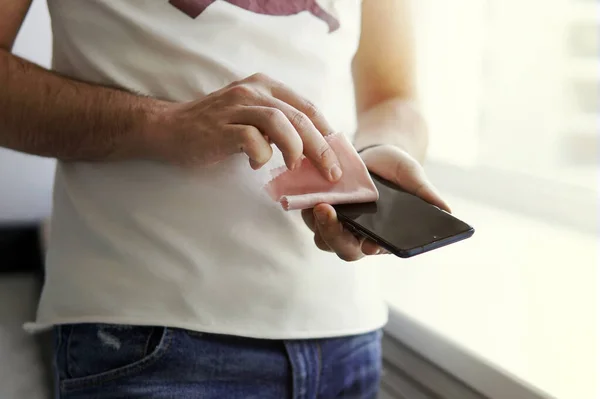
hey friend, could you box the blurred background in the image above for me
[0,0,597,398]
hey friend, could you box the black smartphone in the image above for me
[333,173,474,258]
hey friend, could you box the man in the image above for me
[1,0,449,397]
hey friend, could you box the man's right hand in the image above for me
[147,73,343,182]
[2,9,340,178]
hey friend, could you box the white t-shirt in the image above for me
[28,0,387,338]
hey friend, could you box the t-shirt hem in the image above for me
[23,314,389,340]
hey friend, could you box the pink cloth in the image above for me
[265,133,379,210]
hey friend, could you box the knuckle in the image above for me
[263,107,286,124]
[248,72,272,84]
[250,73,284,90]
[316,143,335,164]
[237,127,257,145]
[249,72,267,80]
[395,156,421,179]
[302,100,320,119]
[228,84,255,100]
[239,128,270,159]
[290,111,311,130]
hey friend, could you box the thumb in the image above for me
[398,162,451,213]
[413,178,452,213]
[364,146,452,213]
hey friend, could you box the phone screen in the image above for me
[333,174,474,257]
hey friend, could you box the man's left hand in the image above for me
[301,144,451,262]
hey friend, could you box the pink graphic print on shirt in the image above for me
[169,0,340,32]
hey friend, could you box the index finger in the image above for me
[247,74,342,181]
[270,84,335,138]
[248,73,336,137]
[271,98,342,182]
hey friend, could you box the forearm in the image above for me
[0,49,165,161]
[354,98,428,163]
[352,0,426,163]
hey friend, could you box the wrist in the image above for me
[137,98,174,162]
[354,98,428,163]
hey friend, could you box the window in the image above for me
[412,0,598,233]
[382,5,597,397]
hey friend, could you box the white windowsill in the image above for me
[361,194,597,399]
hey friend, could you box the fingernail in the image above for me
[329,165,342,181]
[315,209,328,225]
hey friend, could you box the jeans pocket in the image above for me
[56,323,172,392]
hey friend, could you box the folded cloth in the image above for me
[264,133,379,211]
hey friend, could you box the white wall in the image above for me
[0,0,55,223]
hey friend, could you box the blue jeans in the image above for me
[53,324,382,398]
